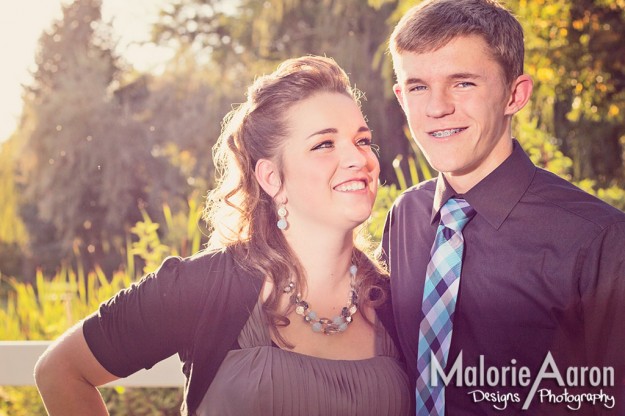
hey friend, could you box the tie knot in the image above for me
[439,198,475,232]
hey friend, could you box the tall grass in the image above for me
[0,199,206,415]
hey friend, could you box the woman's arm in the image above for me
[34,322,119,415]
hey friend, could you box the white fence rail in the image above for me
[0,341,184,387]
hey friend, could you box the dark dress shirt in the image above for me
[381,140,625,415]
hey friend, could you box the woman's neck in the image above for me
[283,225,355,290]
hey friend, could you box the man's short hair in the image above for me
[390,0,525,86]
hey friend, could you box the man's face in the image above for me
[393,35,528,192]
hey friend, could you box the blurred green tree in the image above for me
[0,138,28,279]
[152,0,407,182]
[515,0,625,186]
[17,0,121,274]
[15,0,186,275]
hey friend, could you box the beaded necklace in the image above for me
[283,264,359,335]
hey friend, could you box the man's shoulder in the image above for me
[393,177,437,208]
[529,167,625,229]
[406,177,437,193]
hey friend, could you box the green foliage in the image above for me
[13,0,210,275]
[594,186,625,211]
[515,109,574,179]
[367,0,397,9]
[0,198,205,339]
[130,197,208,274]
[576,179,625,211]
[0,139,29,279]
[0,387,47,416]
[0,386,183,416]
[517,0,625,184]
[515,109,625,210]
[100,387,183,416]
[0,264,182,414]
[130,212,172,275]
[0,140,27,246]
[0,266,132,340]
[160,196,207,257]
[369,184,401,242]
[0,200,207,414]
[17,0,131,270]
[0,260,182,415]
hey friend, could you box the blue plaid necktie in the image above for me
[416,198,475,415]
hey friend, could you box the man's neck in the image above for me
[445,139,514,193]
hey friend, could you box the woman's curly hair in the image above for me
[203,56,387,346]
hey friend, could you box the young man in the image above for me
[381,0,625,414]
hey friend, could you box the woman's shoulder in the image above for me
[158,245,260,293]
[156,246,235,278]
[181,246,234,269]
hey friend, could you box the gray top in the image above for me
[197,299,411,415]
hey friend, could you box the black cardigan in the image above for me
[83,248,402,415]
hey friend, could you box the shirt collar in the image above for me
[431,140,537,229]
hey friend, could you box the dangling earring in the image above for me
[277,204,288,230]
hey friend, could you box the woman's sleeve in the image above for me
[82,256,201,378]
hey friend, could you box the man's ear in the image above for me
[393,83,406,111]
[505,74,533,116]
[255,158,282,198]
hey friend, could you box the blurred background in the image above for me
[1,0,624,412]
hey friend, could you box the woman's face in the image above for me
[277,92,380,234]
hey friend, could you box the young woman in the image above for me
[35,56,411,416]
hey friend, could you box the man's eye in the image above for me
[409,85,427,92]
[458,82,476,88]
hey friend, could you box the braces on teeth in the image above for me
[431,129,461,138]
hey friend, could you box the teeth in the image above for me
[336,181,366,192]
[431,128,463,138]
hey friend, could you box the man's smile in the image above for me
[429,128,467,138]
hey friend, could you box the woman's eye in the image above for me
[357,137,372,147]
[312,140,334,150]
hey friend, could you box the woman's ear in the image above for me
[255,158,282,198]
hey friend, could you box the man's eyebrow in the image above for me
[403,73,482,86]
[403,77,424,86]
[449,72,482,80]
[306,126,370,140]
